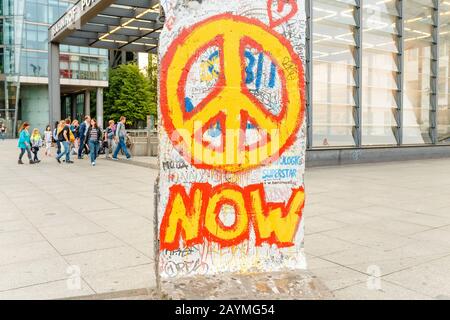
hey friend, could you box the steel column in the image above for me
[430,0,440,144]
[305,0,313,149]
[84,90,91,117]
[396,0,404,145]
[354,0,363,147]
[48,41,61,128]
[71,94,77,121]
[96,87,104,129]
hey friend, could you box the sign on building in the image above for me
[158,0,306,278]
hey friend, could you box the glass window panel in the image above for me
[80,46,89,54]
[312,0,357,147]
[80,56,90,79]
[362,126,398,144]
[38,51,48,77]
[403,0,434,144]
[313,125,356,147]
[313,43,356,66]
[60,54,71,79]
[364,0,401,17]
[48,0,60,23]
[313,103,354,147]
[313,0,357,26]
[314,62,356,86]
[70,55,79,79]
[99,57,108,81]
[20,52,27,76]
[37,25,49,51]
[364,11,399,35]
[362,0,399,145]
[89,48,99,56]
[438,1,450,143]
[363,69,398,90]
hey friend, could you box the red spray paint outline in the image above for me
[268,0,299,29]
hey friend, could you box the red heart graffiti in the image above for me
[268,0,298,29]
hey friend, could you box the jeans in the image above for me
[89,140,99,163]
[56,141,61,156]
[19,146,32,161]
[31,147,40,161]
[0,132,5,141]
[78,137,86,158]
[56,141,70,162]
[113,137,130,159]
[105,139,113,158]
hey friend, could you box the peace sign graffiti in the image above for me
[160,14,305,173]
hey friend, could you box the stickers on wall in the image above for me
[158,0,306,278]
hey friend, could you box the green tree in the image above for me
[105,63,156,128]
[147,54,158,106]
[146,54,159,129]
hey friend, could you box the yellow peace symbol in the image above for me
[160,14,305,173]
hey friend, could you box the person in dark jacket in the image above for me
[78,115,91,159]
[84,118,102,166]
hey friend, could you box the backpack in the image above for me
[69,130,75,143]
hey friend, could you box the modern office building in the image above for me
[0,0,108,138]
[307,0,450,151]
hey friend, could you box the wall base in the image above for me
[307,145,450,167]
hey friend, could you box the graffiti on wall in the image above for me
[158,0,306,278]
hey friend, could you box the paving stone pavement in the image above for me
[1,139,450,300]
[0,140,157,299]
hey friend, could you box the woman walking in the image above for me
[70,119,80,156]
[44,125,53,157]
[17,122,35,165]
[104,120,115,159]
[53,121,62,156]
[85,118,102,166]
[30,128,43,163]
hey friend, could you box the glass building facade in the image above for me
[0,0,108,137]
[307,0,450,149]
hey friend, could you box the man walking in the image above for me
[56,119,73,164]
[112,116,131,161]
[78,115,91,159]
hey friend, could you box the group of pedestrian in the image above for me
[16,115,132,166]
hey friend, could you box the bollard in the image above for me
[157,0,307,281]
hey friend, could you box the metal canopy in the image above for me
[50,0,162,53]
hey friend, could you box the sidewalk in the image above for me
[0,140,157,299]
[1,139,450,299]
